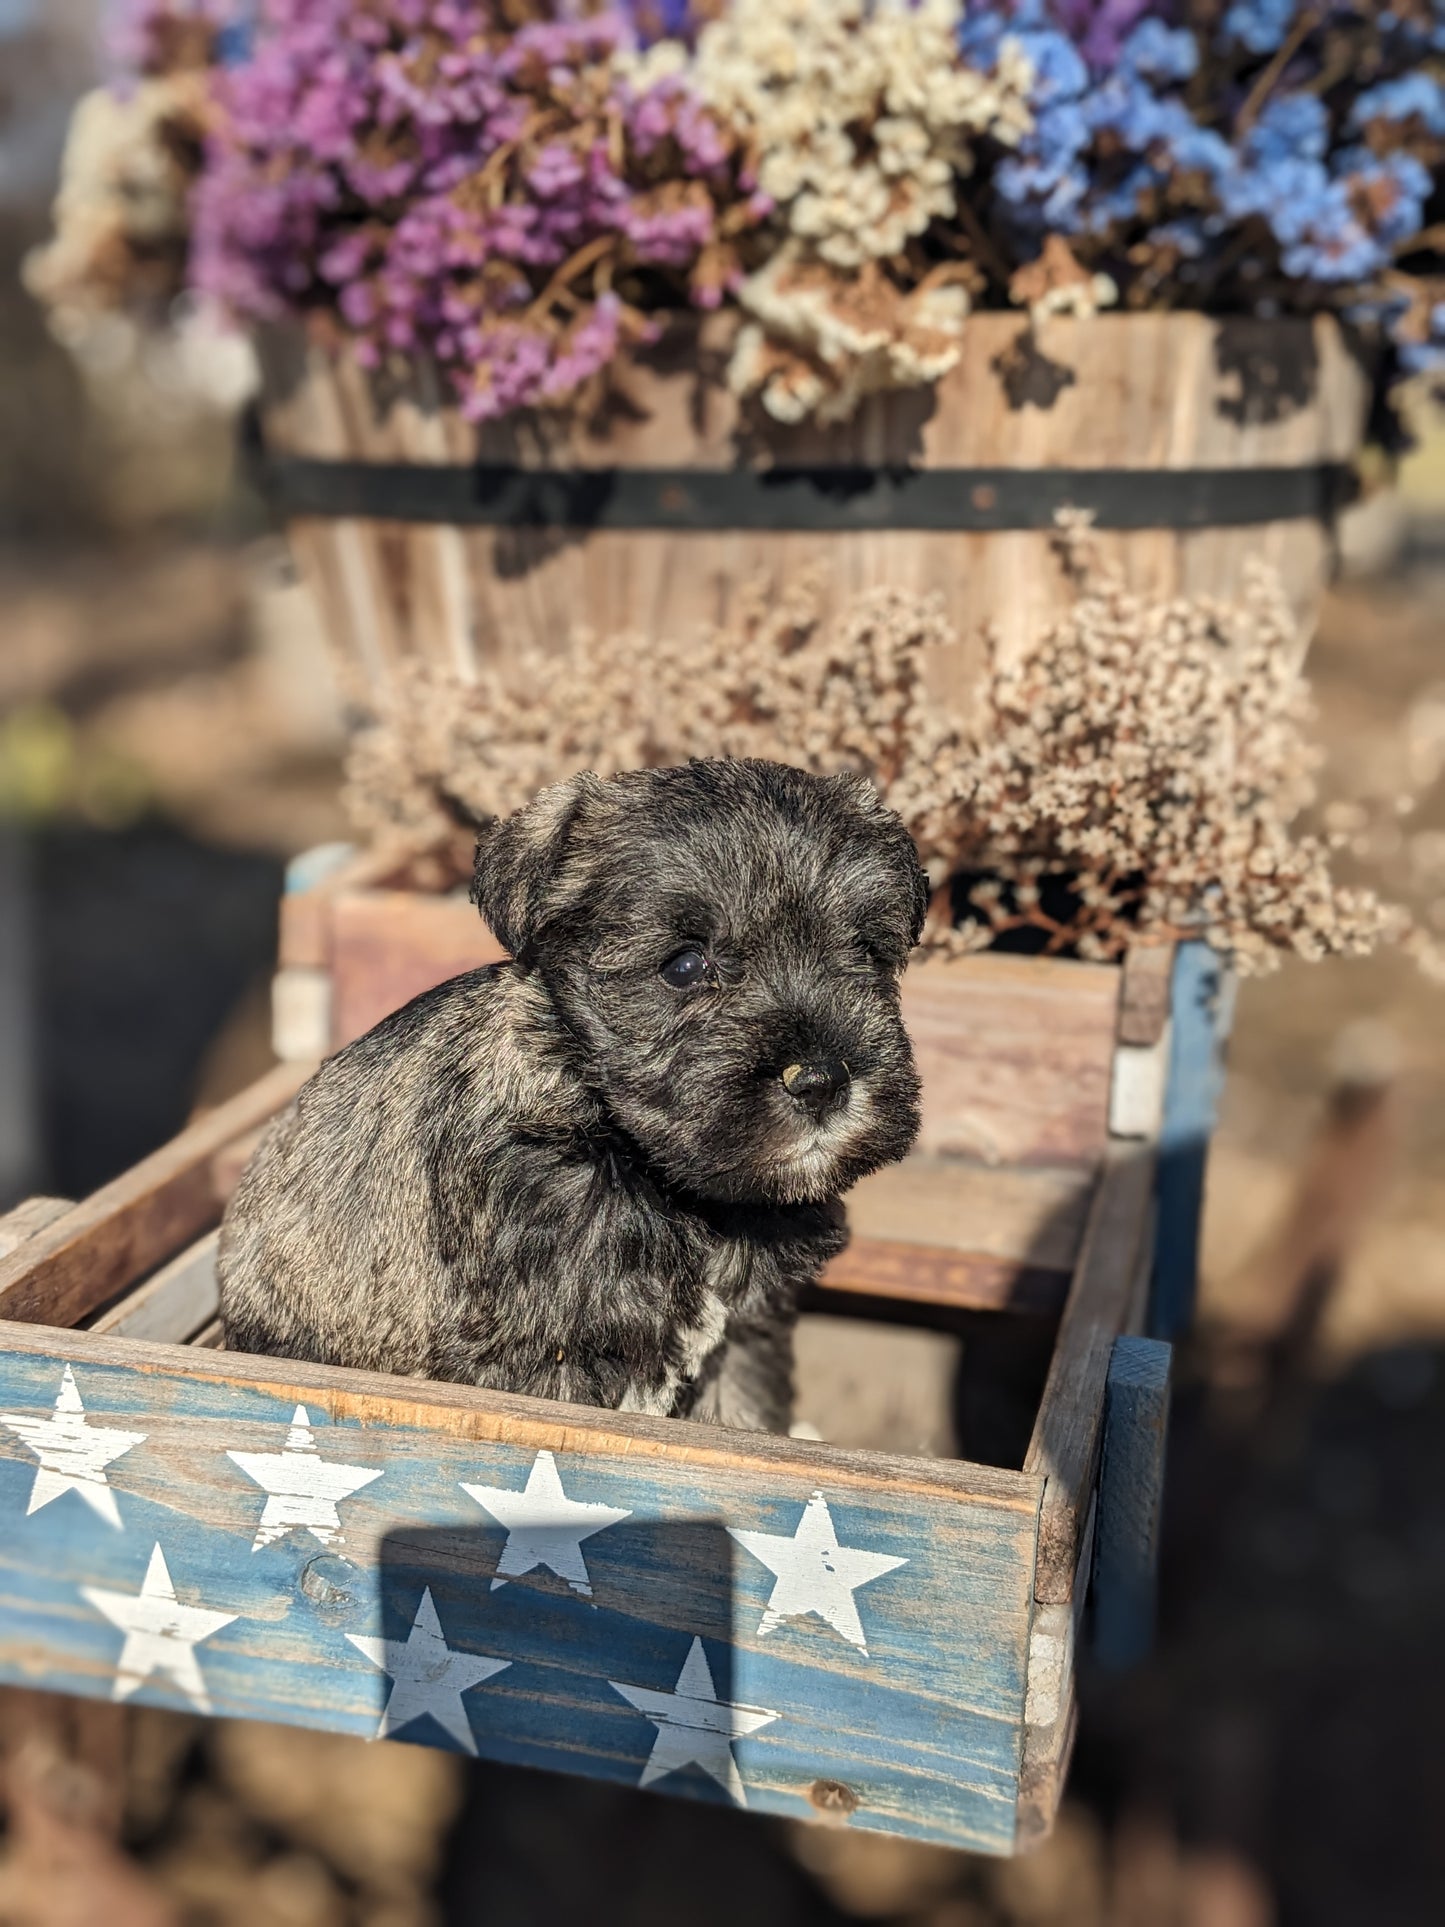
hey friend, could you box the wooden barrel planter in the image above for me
[0,846,1231,1855]
[252,312,1368,717]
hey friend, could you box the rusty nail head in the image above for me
[808,1779,859,1822]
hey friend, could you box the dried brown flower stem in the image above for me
[1234,7,1320,140]
[345,522,1431,978]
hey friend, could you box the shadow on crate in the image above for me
[375,1517,744,1792]
[438,1753,848,1927]
[793,1295,1060,1472]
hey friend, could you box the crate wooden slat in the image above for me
[1091,1336,1173,1670]
[0,1198,72,1261]
[88,1232,220,1345]
[825,1161,1093,1317]
[273,871,1123,1319]
[327,889,507,1052]
[0,1063,308,1331]
[280,879,1122,1174]
[1025,1145,1157,1605]
[903,956,1119,1169]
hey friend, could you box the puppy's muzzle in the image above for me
[781,1058,850,1115]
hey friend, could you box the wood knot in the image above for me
[300,1553,359,1614]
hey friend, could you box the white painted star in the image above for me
[346,1586,510,1752]
[227,1405,383,1550]
[610,1637,779,1807]
[1,1364,145,1528]
[81,1543,239,1713]
[729,1491,907,1654]
[460,1449,631,1596]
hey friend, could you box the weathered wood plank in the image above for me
[277,845,397,971]
[89,1233,220,1345]
[1117,944,1174,1048]
[1108,1028,1171,1141]
[1124,1200,1157,1339]
[1022,1495,1095,1738]
[0,1323,1040,1503]
[1023,1145,1156,1605]
[263,315,1365,717]
[1015,1485,1098,1845]
[319,906,1121,1172]
[820,1242,1067,1318]
[1015,1691,1078,1853]
[843,1160,1094,1270]
[889,956,1118,1169]
[821,1158,1092,1314]
[0,1199,73,1262]
[0,1325,1041,1852]
[328,889,507,1049]
[0,1065,310,1331]
[1090,1337,1172,1670]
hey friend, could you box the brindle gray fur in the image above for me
[219,760,926,1431]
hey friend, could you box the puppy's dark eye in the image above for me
[659,947,710,990]
[854,935,895,972]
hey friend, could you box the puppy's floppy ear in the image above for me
[471,771,603,956]
[826,769,930,952]
[908,860,931,949]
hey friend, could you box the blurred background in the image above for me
[3,4,1445,1925]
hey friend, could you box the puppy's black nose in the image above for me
[781,1059,850,1109]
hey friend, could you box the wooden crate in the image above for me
[0,866,1228,1855]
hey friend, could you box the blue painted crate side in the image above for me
[1150,942,1233,1341]
[284,844,356,894]
[0,1346,1040,1853]
[1090,1336,1172,1670]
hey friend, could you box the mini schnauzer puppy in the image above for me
[219,759,926,1431]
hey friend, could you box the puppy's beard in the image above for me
[602,1062,915,1207]
[767,1083,883,1204]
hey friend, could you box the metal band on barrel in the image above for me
[245,446,1358,532]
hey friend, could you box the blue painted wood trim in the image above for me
[283,843,356,895]
[1149,941,1233,1341]
[1091,1336,1172,1670]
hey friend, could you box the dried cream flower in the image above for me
[729,249,971,423]
[1007,234,1118,323]
[347,525,1423,977]
[690,0,1031,420]
[23,77,206,330]
[695,0,1028,270]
